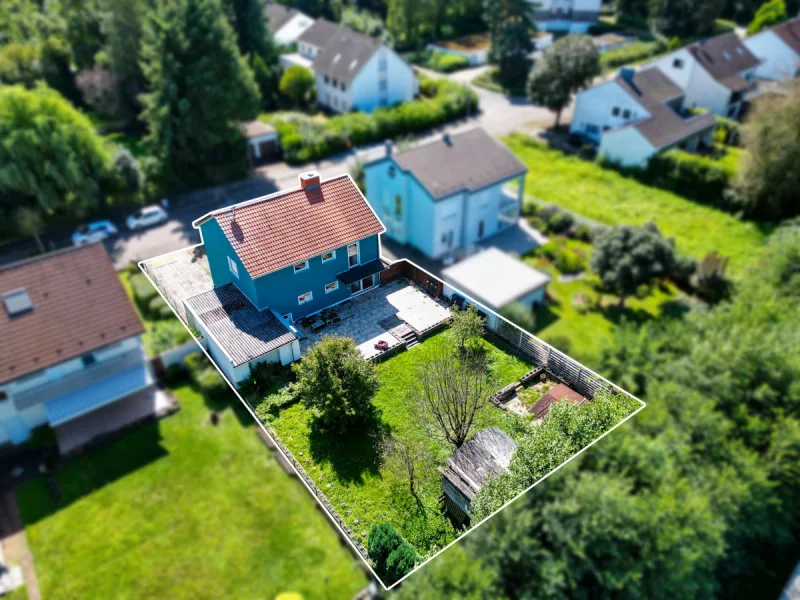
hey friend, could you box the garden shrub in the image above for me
[147,294,172,319]
[268,77,478,164]
[368,523,405,577]
[600,40,665,69]
[646,151,734,210]
[253,384,298,420]
[194,366,227,396]
[130,273,157,311]
[385,541,419,583]
[547,211,574,234]
[537,239,587,274]
[416,50,470,73]
[715,115,742,147]
[163,362,188,387]
[575,224,591,242]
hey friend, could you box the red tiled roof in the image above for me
[194,174,385,279]
[0,244,145,384]
[529,383,587,419]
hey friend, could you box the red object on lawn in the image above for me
[375,340,389,350]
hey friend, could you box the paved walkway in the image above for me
[0,492,41,600]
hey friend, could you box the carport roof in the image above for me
[184,284,296,367]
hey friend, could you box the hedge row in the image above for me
[646,150,734,209]
[600,39,666,69]
[268,77,479,164]
[411,49,470,73]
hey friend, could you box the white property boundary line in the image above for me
[138,246,646,591]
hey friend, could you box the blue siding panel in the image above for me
[200,219,259,307]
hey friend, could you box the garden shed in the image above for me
[440,426,517,525]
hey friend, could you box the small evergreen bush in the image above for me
[385,541,418,583]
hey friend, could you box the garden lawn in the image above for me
[523,241,686,369]
[16,384,367,600]
[264,331,532,558]
[506,134,770,274]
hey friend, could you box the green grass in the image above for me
[524,243,686,368]
[506,134,771,275]
[119,268,191,356]
[264,331,532,558]
[16,383,367,600]
[472,67,526,96]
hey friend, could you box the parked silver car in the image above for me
[126,205,168,231]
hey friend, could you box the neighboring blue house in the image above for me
[363,128,527,260]
[0,244,152,453]
[189,172,386,383]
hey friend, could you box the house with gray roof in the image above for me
[570,66,717,167]
[285,19,417,113]
[264,2,314,46]
[440,427,517,525]
[363,128,528,259]
[745,17,800,81]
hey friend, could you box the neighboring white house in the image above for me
[570,66,717,167]
[649,32,761,118]
[442,247,551,311]
[265,2,315,46]
[0,244,154,453]
[529,0,601,33]
[745,17,800,81]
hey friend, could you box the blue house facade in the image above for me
[194,172,386,325]
[364,128,527,260]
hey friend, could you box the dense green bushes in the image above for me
[367,523,418,584]
[129,272,172,320]
[268,77,479,164]
[647,150,733,209]
[410,49,470,73]
[600,39,665,69]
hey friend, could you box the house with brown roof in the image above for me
[570,66,717,166]
[190,171,385,382]
[362,128,528,259]
[745,17,800,82]
[0,244,153,451]
[650,32,761,118]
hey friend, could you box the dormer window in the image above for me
[622,109,631,119]
[673,58,684,69]
[611,106,620,117]
[723,51,731,60]
[294,260,309,274]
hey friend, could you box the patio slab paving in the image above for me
[297,279,452,360]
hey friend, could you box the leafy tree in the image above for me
[615,0,651,18]
[450,303,484,355]
[113,148,143,198]
[528,35,600,127]
[395,544,497,599]
[251,53,280,111]
[691,251,732,304]
[382,432,432,496]
[500,302,536,332]
[747,0,787,34]
[279,65,315,107]
[484,0,536,88]
[15,206,45,254]
[139,0,260,189]
[385,541,419,583]
[735,80,800,220]
[649,0,726,37]
[590,222,677,306]
[106,0,149,127]
[0,42,41,87]
[0,85,114,215]
[367,522,405,577]
[387,0,436,49]
[57,0,106,69]
[40,35,82,105]
[293,335,380,432]
[412,342,494,449]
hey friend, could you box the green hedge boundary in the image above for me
[267,77,479,164]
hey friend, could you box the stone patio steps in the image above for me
[378,316,419,348]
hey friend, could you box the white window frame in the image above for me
[325,281,339,294]
[228,256,239,278]
[347,242,360,268]
[321,249,336,263]
[293,260,310,274]
[298,291,313,305]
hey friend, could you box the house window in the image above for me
[298,291,313,305]
[611,106,620,117]
[388,165,396,178]
[333,78,338,87]
[228,256,238,278]
[622,109,631,119]
[333,97,338,108]
[321,250,336,263]
[81,353,96,367]
[379,80,388,92]
[341,82,346,91]
[324,75,330,84]
[394,194,402,216]
[478,220,485,239]
[673,58,684,69]
[0,390,8,402]
[325,281,339,294]
[379,58,387,71]
[349,275,375,295]
[347,243,359,267]
[294,260,309,273]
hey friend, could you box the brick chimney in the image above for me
[299,171,321,189]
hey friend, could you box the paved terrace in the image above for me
[297,279,452,360]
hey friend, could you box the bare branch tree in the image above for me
[411,344,494,450]
[382,432,432,496]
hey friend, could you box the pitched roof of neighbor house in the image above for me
[0,244,145,385]
[529,383,587,419]
[390,128,527,200]
[688,32,760,90]
[264,2,297,33]
[771,17,800,56]
[184,283,296,367]
[313,26,382,84]
[238,120,276,139]
[440,427,517,502]
[613,67,717,149]
[297,18,341,49]
[442,247,550,311]
[193,174,384,279]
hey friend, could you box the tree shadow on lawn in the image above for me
[307,408,391,485]
[199,383,256,429]
[17,422,168,527]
